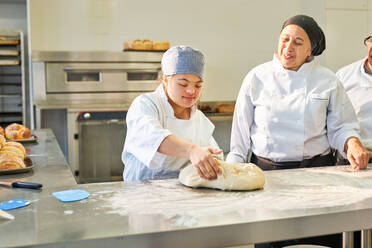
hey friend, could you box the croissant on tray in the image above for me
[0,154,25,170]
[0,141,26,171]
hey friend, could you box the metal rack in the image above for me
[0,30,26,126]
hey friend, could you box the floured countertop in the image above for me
[2,163,372,248]
[89,165,372,228]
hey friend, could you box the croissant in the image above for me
[0,154,25,170]
[0,126,4,136]
[5,123,31,140]
[2,142,26,158]
[0,146,25,159]
[0,135,5,149]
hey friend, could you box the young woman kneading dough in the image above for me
[122,46,222,181]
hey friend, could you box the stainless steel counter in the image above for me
[0,129,76,187]
[2,130,372,248]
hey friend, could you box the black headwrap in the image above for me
[364,35,371,46]
[281,15,326,56]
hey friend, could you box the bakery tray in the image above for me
[0,60,20,66]
[0,40,19,45]
[6,135,38,144]
[0,157,34,175]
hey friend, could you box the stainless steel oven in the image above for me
[32,51,163,183]
[69,111,127,183]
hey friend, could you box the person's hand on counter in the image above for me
[344,137,370,170]
[188,144,222,180]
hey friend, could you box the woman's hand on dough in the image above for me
[188,145,222,180]
[345,137,370,170]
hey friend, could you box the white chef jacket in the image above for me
[122,84,221,181]
[336,57,372,152]
[226,54,361,163]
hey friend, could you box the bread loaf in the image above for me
[5,123,31,140]
[0,154,25,170]
[124,40,134,50]
[143,39,153,50]
[216,104,235,114]
[153,41,170,50]
[132,39,145,50]
[125,40,170,51]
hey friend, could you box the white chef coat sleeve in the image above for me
[226,73,254,163]
[326,81,361,158]
[209,137,224,160]
[124,95,172,169]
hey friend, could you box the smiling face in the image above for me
[366,36,372,71]
[277,24,312,71]
[163,73,203,112]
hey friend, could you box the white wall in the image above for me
[325,0,372,72]
[29,0,328,101]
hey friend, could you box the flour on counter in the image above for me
[92,176,372,227]
[307,165,372,178]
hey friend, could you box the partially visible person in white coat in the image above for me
[226,15,370,172]
[122,46,222,181]
[336,35,372,164]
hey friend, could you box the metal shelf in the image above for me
[0,82,21,86]
[0,50,19,56]
[0,30,25,125]
[0,94,21,98]
[0,73,21,76]
[0,112,22,117]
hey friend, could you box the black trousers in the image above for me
[251,152,337,170]
[252,152,341,248]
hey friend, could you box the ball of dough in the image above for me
[179,160,265,191]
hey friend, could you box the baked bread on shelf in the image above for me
[143,39,153,50]
[216,104,235,114]
[5,123,31,140]
[0,154,25,170]
[153,41,170,51]
[0,126,4,136]
[124,39,170,51]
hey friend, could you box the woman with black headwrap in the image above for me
[226,14,370,248]
[227,15,369,173]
